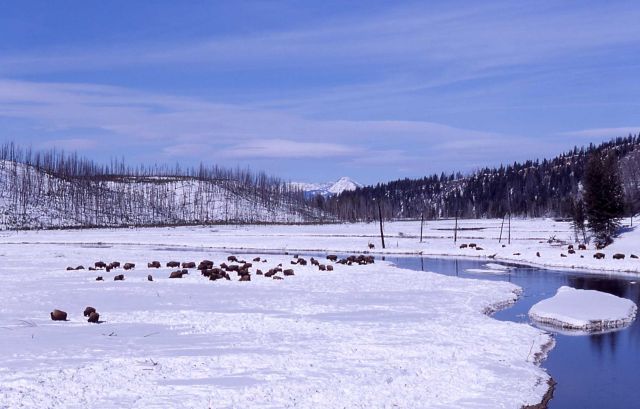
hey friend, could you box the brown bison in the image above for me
[227,255,238,263]
[166,261,180,268]
[83,306,96,317]
[182,262,196,269]
[87,311,100,323]
[198,260,214,270]
[114,274,125,281]
[283,269,295,276]
[273,275,284,280]
[459,244,468,249]
[239,273,251,282]
[147,274,153,281]
[613,253,625,260]
[147,261,161,268]
[578,244,587,250]
[123,263,135,270]
[326,265,334,271]
[253,257,261,262]
[50,309,67,321]
[368,243,375,249]
[631,254,639,259]
[95,261,107,269]
[169,270,187,278]
[95,276,104,281]
[327,255,338,262]
[593,253,605,259]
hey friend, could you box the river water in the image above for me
[388,256,640,409]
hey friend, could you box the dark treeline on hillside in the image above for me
[324,135,640,222]
[0,142,323,229]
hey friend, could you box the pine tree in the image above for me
[583,152,625,247]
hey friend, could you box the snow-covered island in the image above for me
[529,286,638,332]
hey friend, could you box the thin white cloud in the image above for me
[559,127,640,138]
[0,78,537,172]
[37,138,99,151]
[220,139,354,159]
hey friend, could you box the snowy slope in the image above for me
[292,176,361,197]
[0,161,324,229]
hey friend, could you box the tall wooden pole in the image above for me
[377,201,386,249]
[499,214,505,243]
[454,209,458,244]
[508,190,512,245]
[420,213,424,243]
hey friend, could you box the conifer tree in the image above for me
[583,152,625,247]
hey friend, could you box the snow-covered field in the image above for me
[0,223,556,408]
[4,217,635,274]
[529,286,638,331]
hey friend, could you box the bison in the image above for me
[283,269,295,276]
[578,244,587,250]
[95,276,104,281]
[83,306,96,317]
[114,274,125,281]
[87,311,100,323]
[593,253,605,259]
[459,244,468,249]
[50,309,67,321]
[147,261,161,268]
[613,253,625,260]
[166,261,180,268]
[181,262,196,269]
[169,270,186,278]
[123,263,135,270]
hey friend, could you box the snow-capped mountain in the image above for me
[292,177,362,197]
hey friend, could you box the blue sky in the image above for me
[0,1,639,184]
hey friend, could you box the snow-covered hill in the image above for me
[292,176,361,197]
[0,161,327,230]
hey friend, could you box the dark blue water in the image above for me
[387,256,640,409]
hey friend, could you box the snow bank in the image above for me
[529,286,637,331]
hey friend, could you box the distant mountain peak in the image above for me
[292,176,361,197]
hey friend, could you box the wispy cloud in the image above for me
[0,78,535,177]
[559,127,640,138]
[1,2,638,83]
[220,139,354,159]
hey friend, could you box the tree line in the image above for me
[0,142,327,230]
[324,135,640,228]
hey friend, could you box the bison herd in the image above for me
[66,253,375,284]
[58,252,375,321]
[459,242,638,261]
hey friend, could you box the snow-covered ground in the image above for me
[529,286,638,332]
[0,225,554,408]
[3,217,636,275]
